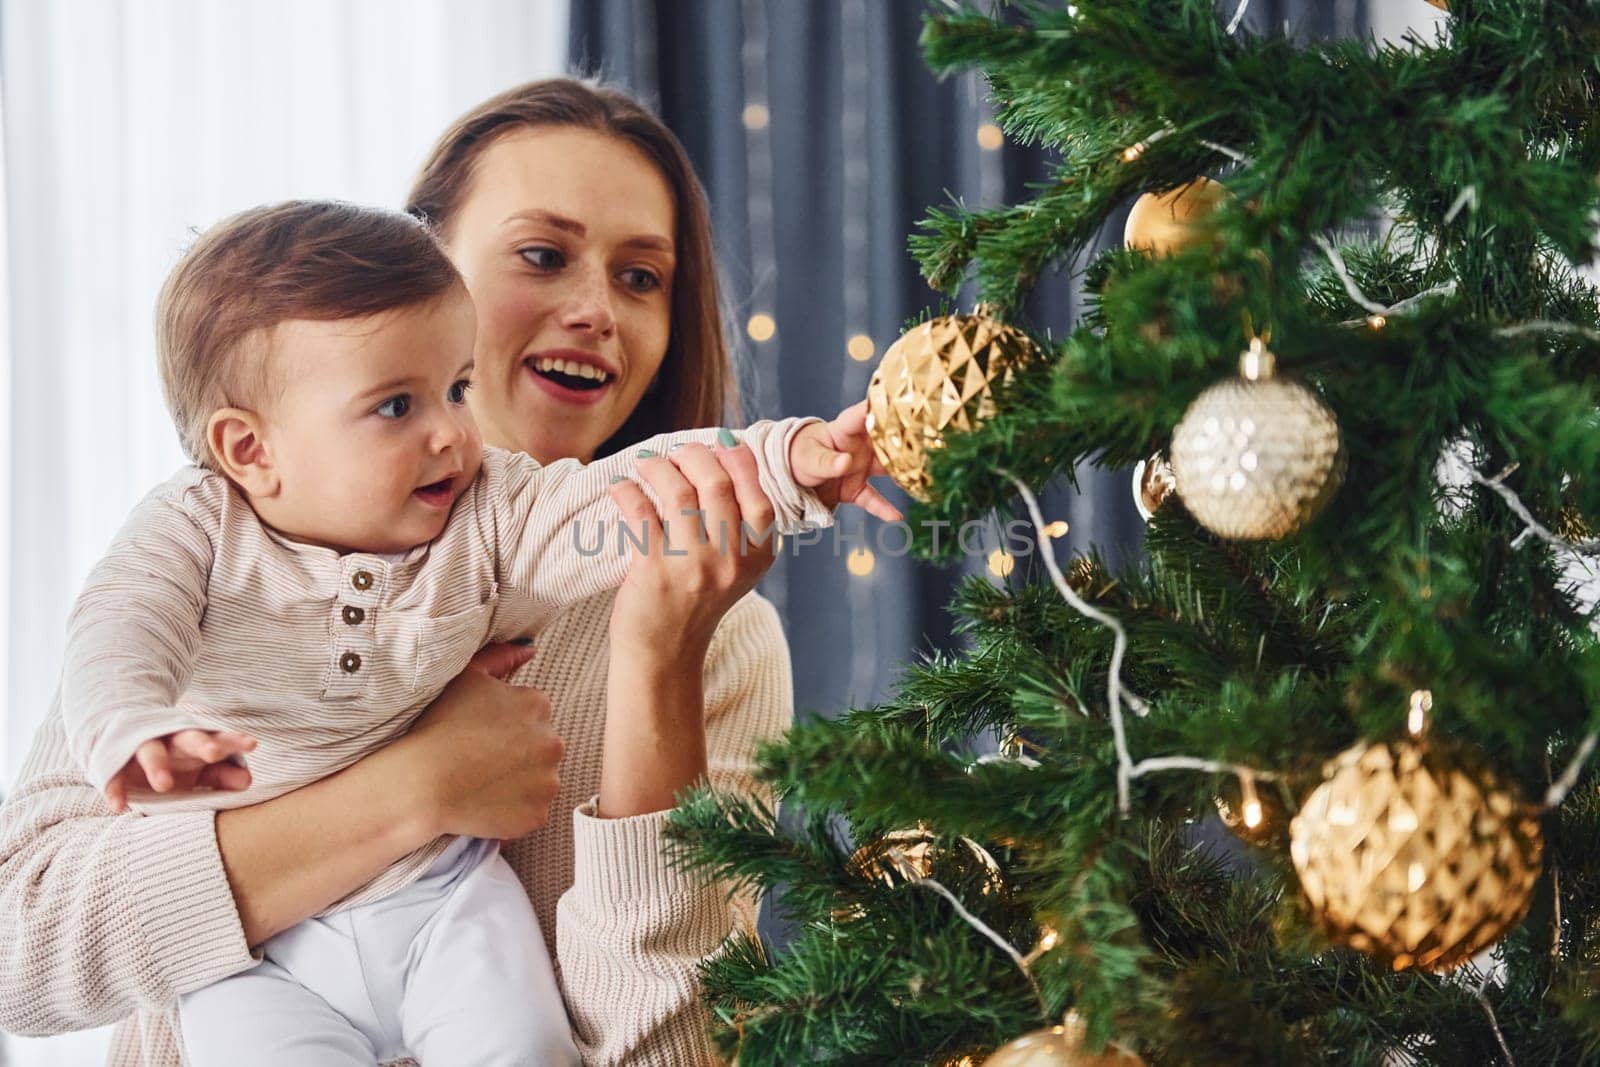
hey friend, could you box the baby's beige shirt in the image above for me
[56,418,829,911]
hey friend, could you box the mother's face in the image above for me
[443,127,676,464]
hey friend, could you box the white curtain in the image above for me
[0,1,569,1061]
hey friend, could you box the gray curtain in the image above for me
[569,0,1367,727]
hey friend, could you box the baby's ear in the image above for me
[206,408,279,496]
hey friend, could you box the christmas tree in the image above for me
[668,2,1600,1063]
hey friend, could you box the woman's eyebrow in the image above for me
[501,209,584,235]
[501,210,672,253]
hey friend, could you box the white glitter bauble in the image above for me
[1169,340,1344,540]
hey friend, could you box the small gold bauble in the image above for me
[1556,500,1593,543]
[834,827,1005,922]
[1289,737,1543,972]
[1123,177,1226,257]
[1169,339,1344,540]
[984,1013,1146,1066]
[1131,453,1177,522]
[864,311,1039,501]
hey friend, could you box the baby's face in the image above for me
[258,288,484,554]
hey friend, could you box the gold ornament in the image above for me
[864,311,1040,501]
[1123,177,1226,257]
[984,1013,1145,1066]
[1289,734,1543,972]
[1131,453,1176,521]
[1424,0,1448,9]
[835,827,1005,921]
[1169,338,1344,540]
[1556,500,1593,543]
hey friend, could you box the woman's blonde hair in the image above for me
[406,77,736,452]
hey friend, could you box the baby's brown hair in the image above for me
[157,200,462,466]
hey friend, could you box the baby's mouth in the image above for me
[413,476,456,506]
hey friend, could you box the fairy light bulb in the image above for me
[1240,772,1264,829]
[1408,689,1433,736]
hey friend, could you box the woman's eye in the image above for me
[447,379,473,404]
[621,267,662,293]
[519,246,564,270]
[376,395,411,419]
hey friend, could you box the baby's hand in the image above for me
[103,729,258,813]
[789,400,904,522]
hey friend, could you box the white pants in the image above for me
[178,837,580,1066]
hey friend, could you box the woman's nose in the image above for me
[559,266,617,337]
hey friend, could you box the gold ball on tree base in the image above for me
[864,311,1040,501]
[984,1013,1145,1066]
[1289,738,1543,972]
[1124,177,1226,256]
[1169,339,1344,540]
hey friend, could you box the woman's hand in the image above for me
[789,399,903,521]
[605,438,779,658]
[397,642,566,842]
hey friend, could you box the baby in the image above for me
[55,201,895,1066]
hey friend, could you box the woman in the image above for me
[0,78,802,1065]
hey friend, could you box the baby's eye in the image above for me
[447,379,473,404]
[376,395,411,419]
[520,246,564,270]
[620,267,661,293]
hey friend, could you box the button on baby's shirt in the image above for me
[351,570,374,592]
[340,651,362,673]
[343,605,365,625]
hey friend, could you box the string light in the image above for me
[1240,771,1264,829]
[846,333,875,361]
[976,123,1004,150]
[1366,313,1387,330]
[1043,520,1069,538]
[1408,689,1433,736]
[987,549,1015,578]
[846,547,876,576]
[746,313,776,342]
[1121,142,1146,162]
[741,103,770,130]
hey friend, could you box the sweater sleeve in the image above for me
[58,489,215,791]
[0,707,256,1036]
[554,593,793,1066]
[493,418,833,615]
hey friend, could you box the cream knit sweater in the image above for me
[0,585,790,1065]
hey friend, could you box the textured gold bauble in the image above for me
[984,1014,1146,1066]
[1556,500,1593,543]
[834,827,1005,921]
[1124,177,1226,257]
[1131,453,1177,522]
[1289,738,1543,972]
[864,312,1039,501]
[1169,340,1344,540]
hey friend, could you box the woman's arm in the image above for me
[557,595,793,1066]
[0,644,558,1034]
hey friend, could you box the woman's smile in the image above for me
[523,347,619,407]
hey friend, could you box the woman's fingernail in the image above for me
[636,449,657,459]
[610,475,625,484]
[510,636,534,646]
[716,428,739,448]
